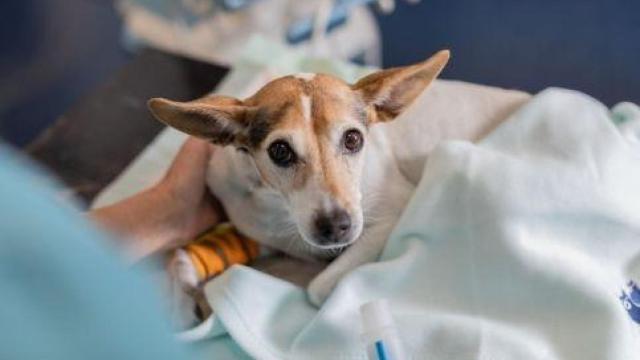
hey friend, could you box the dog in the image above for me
[148,50,530,309]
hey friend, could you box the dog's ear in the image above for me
[148,95,251,146]
[352,50,450,123]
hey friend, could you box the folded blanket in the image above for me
[192,89,640,359]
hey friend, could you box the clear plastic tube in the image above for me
[360,300,406,360]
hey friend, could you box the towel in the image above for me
[191,89,640,359]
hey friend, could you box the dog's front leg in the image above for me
[307,221,396,306]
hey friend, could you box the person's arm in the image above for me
[90,138,224,261]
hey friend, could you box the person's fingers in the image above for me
[185,192,228,240]
[165,137,213,185]
[151,137,228,243]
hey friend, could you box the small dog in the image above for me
[149,50,528,308]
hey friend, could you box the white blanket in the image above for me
[189,89,640,359]
[90,38,640,358]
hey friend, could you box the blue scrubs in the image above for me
[0,147,190,360]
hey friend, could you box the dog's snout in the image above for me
[313,208,352,245]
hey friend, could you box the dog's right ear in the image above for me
[147,95,252,146]
[352,50,450,123]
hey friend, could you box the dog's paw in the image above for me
[307,274,336,307]
[167,249,201,329]
[168,249,200,288]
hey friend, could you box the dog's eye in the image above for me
[268,141,297,167]
[343,129,364,153]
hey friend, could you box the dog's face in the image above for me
[149,50,449,251]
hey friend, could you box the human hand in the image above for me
[153,137,225,243]
[91,137,224,261]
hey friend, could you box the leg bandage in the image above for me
[183,223,260,282]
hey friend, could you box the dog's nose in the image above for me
[313,209,352,245]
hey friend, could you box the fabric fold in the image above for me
[193,89,640,359]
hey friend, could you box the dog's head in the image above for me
[149,50,449,251]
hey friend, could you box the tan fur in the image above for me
[148,50,450,248]
[227,74,365,208]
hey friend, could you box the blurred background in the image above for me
[1,0,639,148]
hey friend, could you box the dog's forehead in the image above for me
[242,74,361,148]
[248,73,351,106]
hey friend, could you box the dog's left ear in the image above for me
[352,50,450,123]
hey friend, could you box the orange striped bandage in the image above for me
[183,223,260,282]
